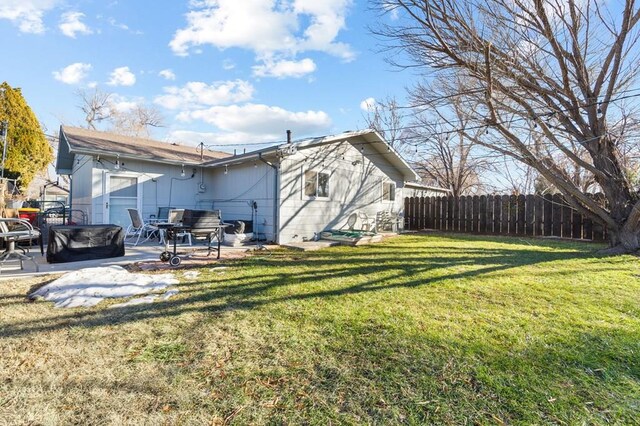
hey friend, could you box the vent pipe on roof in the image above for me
[286,130,292,144]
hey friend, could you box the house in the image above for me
[403,182,450,198]
[56,125,433,244]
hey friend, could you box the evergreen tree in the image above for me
[0,81,52,191]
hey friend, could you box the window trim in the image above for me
[303,169,331,199]
[382,181,396,202]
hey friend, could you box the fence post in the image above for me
[493,195,502,234]
[525,194,535,236]
[479,195,487,233]
[404,197,411,230]
[486,195,494,233]
[470,196,478,233]
[424,197,431,229]
[543,194,553,236]
[447,196,454,231]
[466,196,474,232]
[501,195,510,234]
[572,208,583,239]
[552,194,562,237]
[517,195,526,234]
[561,196,572,238]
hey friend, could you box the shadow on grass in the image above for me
[0,234,604,338]
[297,314,640,424]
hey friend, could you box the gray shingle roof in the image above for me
[61,126,230,165]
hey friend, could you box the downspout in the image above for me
[258,152,279,243]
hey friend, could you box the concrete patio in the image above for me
[0,240,262,281]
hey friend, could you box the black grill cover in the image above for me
[46,224,125,263]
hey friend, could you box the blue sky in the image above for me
[0,0,412,149]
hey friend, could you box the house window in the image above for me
[382,182,396,201]
[304,170,330,198]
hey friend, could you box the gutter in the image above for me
[258,152,279,243]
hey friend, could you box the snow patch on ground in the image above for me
[30,266,179,308]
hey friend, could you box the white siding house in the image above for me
[56,126,435,244]
[56,126,228,228]
[403,182,450,198]
[202,130,420,243]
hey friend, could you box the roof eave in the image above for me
[202,146,280,167]
[66,146,219,167]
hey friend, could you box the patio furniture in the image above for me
[0,218,41,273]
[148,206,175,223]
[340,212,375,232]
[125,208,159,246]
[375,211,399,232]
[340,213,358,230]
[358,212,374,232]
[154,209,192,246]
[46,224,125,263]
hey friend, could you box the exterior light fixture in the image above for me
[224,164,228,175]
[114,154,120,170]
[180,164,185,177]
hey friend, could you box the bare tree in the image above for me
[376,0,640,253]
[77,88,112,130]
[77,89,163,137]
[407,76,495,196]
[110,104,164,138]
[412,129,490,197]
[362,96,409,151]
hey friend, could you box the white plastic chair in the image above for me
[358,212,374,232]
[125,209,159,246]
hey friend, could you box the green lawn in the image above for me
[1,234,639,424]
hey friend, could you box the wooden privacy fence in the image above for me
[404,194,608,241]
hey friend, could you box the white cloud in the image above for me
[360,97,376,112]
[107,17,129,30]
[106,16,143,35]
[175,103,331,135]
[155,80,254,110]
[52,62,92,84]
[159,69,176,80]
[169,0,354,68]
[253,58,316,79]
[59,11,92,38]
[222,59,236,70]
[0,0,60,33]
[107,66,136,86]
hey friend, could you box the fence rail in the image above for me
[404,194,608,241]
